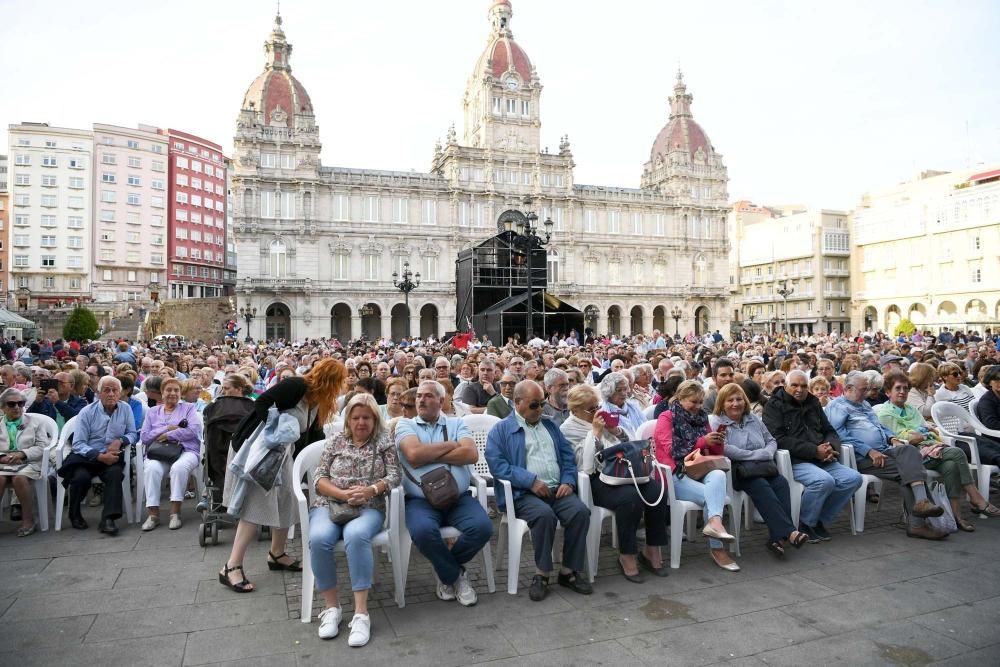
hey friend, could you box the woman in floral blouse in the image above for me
[309,393,400,646]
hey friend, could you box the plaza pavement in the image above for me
[2,481,999,667]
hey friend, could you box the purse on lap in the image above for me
[682,448,730,481]
[329,440,380,525]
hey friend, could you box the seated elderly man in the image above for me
[825,371,946,540]
[486,372,517,419]
[27,371,84,427]
[597,371,646,437]
[763,370,863,542]
[541,368,570,425]
[58,376,138,534]
[396,380,492,606]
[486,380,591,601]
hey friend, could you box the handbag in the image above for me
[925,481,957,534]
[595,440,665,507]
[682,448,730,481]
[248,445,288,491]
[329,439,380,525]
[146,441,183,463]
[732,459,778,481]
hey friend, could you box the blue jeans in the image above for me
[405,493,493,586]
[673,469,728,549]
[308,506,384,592]
[792,461,863,528]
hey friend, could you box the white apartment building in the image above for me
[852,166,1000,333]
[7,123,93,310]
[732,205,852,335]
[91,123,168,304]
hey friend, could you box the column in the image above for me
[409,313,421,339]
[438,313,451,338]
[641,310,651,336]
[350,315,361,341]
[380,314,392,341]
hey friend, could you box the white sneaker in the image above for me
[436,580,457,601]
[169,514,182,530]
[141,515,159,531]
[454,570,478,607]
[348,613,370,647]
[317,606,342,640]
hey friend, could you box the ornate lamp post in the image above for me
[501,197,553,340]
[239,302,257,343]
[670,305,683,338]
[777,279,795,335]
[584,305,599,335]
[392,261,421,339]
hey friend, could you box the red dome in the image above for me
[241,15,314,127]
[649,117,711,161]
[488,37,532,81]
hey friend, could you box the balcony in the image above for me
[239,277,311,292]
[824,268,850,277]
[823,290,849,298]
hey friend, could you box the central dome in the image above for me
[473,0,534,83]
[648,71,713,163]
[240,14,314,127]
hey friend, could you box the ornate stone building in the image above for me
[232,1,730,342]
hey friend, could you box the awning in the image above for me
[479,291,582,315]
[0,309,37,327]
[969,168,1000,183]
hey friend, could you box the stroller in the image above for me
[199,394,255,546]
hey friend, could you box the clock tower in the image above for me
[463,0,542,153]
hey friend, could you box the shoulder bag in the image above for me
[402,422,460,510]
[595,439,665,507]
[329,440,379,525]
[147,406,191,463]
[682,448,730,481]
[732,459,778,481]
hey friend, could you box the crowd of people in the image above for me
[2,325,1000,648]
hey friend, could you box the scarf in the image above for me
[669,401,708,470]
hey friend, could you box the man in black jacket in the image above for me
[763,370,863,542]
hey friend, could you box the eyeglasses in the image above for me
[499,381,517,387]
[6,401,26,408]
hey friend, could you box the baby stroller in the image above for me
[199,394,255,546]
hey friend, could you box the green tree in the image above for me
[893,318,916,338]
[63,306,100,342]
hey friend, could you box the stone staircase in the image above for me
[105,315,143,342]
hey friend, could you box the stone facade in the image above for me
[232,2,731,343]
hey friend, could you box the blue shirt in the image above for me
[71,399,139,461]
[394,414,472,499]
[824,396,894,458]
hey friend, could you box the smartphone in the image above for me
[41,378,59,392]
[597,410,620,428]
[716,424,727,436]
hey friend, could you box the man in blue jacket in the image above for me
[486,380,591,601]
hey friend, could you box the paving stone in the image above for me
[0,614,94,652]
[0,533,140,561]
[0,633,186,667]
[2,565,122,598]
[663,572,838,622]
[926,644,1000,666]
[793,546,987,593]
[475,638,642,666]
[3,584,196,621]
[46,545,207,571]
[197,654,297,667]
[624,608,826,666]
[87,594,288,641]
[182,617,336,665]
[910,595,1000,649]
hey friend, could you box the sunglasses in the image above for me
[6,401,26,408]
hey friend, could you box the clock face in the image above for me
[505,77,519,91]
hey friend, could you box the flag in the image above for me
[451,332,473,349]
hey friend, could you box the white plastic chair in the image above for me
[462,413,500,499]
[0,413,58,532]
[399,471,496,595]
[292,440,405,621]
[576,470,616,583]
[134,431,206,521]
[775,449,805,526]
[839,444,882,534]
[642,403,657,420]
[933,401,1000,501]
[54,415,135,530]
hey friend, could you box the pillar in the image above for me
[350,315,361,341]
[409,314,421,339]
[380,314,392,341]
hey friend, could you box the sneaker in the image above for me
[317,606,342,640]
[912,499,944,518]
[813,521,833,541]
[141,515,160,532]
[348,613,371,647]
[454,569,478,607]
[169,514,182,530]
[436,580,457,602]
[798,523,822,544]
[184,490,196,499]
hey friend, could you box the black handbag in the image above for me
[732,459,778,481]
[595,440,665,507]
[146,441,182,463]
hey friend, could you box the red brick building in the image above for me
[162,129,228,300]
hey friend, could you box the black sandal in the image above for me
[788,530,809,549]
[766,540,785,558]
[219,564,254,593]
[267,551,302,572]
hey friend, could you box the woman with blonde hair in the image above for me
[220,358,347,594]
[309,393,400,645]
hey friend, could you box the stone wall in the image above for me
[145,298,236,344]
[18,305,121,341]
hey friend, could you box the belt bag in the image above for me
[595,440,664,507]
[683,449,730,481]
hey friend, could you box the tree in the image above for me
[893,318,916,338]
[63,306,99,342]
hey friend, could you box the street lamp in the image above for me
[501,197,553,341]
[777,279,794,335]
[670,306,683,338]
[239,301,257,343]
[392,261,421,339]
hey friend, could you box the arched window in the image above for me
[269,239,287,277]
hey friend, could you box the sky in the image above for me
[2,0,999,209]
